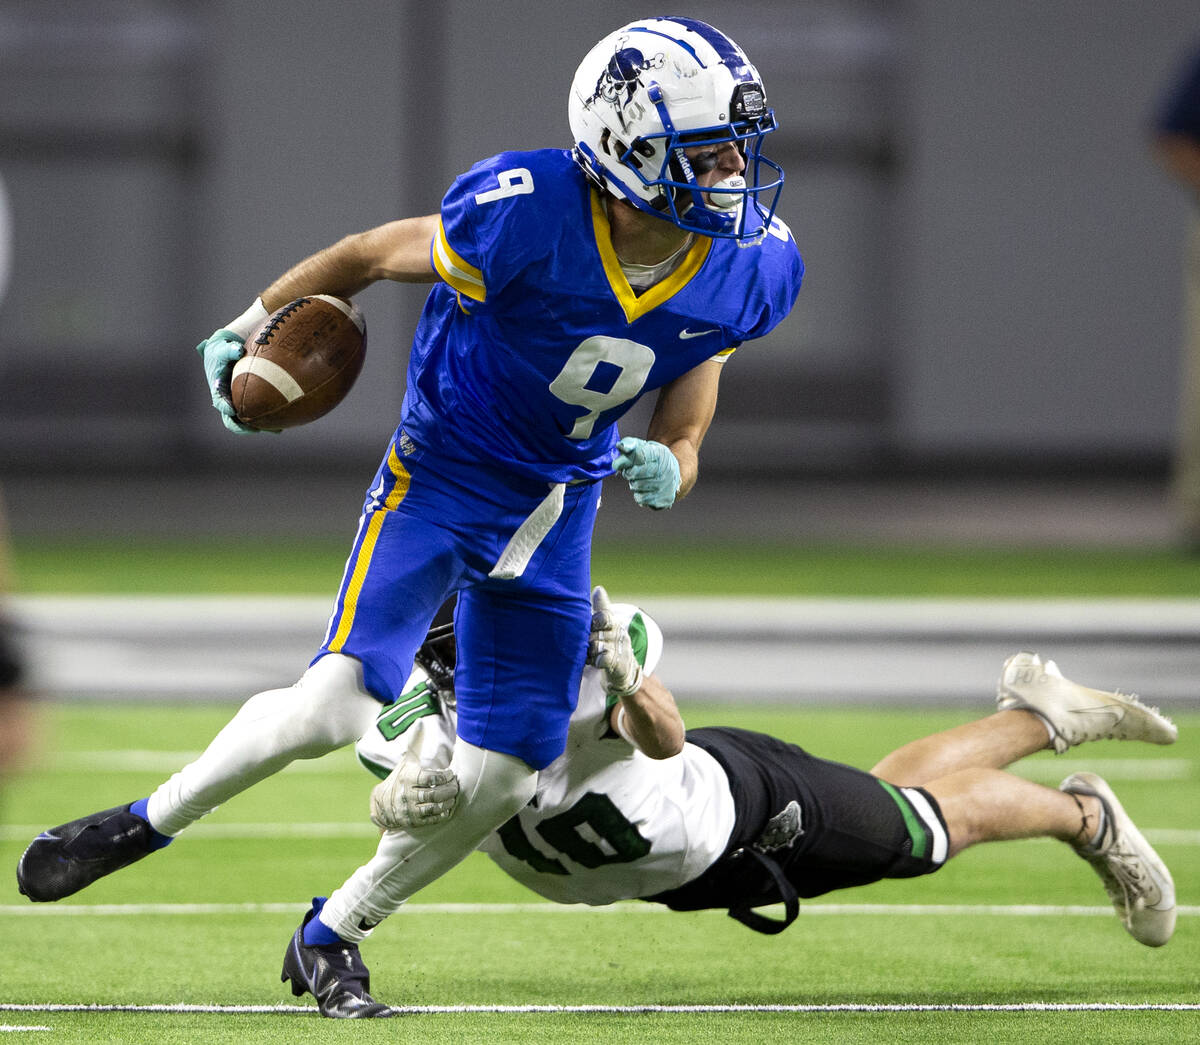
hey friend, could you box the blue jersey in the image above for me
[401,148,804,483]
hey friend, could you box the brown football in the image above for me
[230,295,367,429]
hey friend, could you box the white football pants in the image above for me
[317,737,536,943]
[145,653,381,836]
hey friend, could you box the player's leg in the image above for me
[14,657,391,904]
[146,461,465,836]
[16,448,460,902]
[302,584,592,941]
[146,654,382,834]
[676,729,1173,947]
[870,710,1048,784]
[926,767,1175,946]
[790,756,1173,947]
[283,483,598,1016]
[923,767,1099,855]
[281,737,535,1019]
[301,736,537,937]
[870,651,1177,785]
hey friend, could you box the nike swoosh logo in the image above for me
[1069,704,1126,726]
[679,328,720,339]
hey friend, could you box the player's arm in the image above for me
[589,586,684,759]
[196,215,439,434]
[260,215,441,309]
[646,357,722,498]
[607,672,685,760]
[614,358,722,509]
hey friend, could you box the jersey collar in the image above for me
[589,190,712,324]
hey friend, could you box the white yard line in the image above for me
[4,822,1197,844]
[2,901,1198,917]
[1,1002,1198,1015]
[1010,758,1192,782]
[47,750,1194,781]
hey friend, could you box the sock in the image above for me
[1068,792,1108,850]
[1087,800,1108,848]
[302,898,345,947]
[128,798,175,851]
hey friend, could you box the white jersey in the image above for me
[355,609,736,905]
[477,666,735,904]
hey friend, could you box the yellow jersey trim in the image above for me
[328,446,411,652]
[433,219,486,302]
[589,190,712,324]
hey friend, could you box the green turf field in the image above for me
[2,702,1196,1043]
[10,536,1200,595]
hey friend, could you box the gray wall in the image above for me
[897,1,1199,462]
[0,0,1197,479]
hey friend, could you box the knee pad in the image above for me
[239,653,381,754]
[449,738,538,826]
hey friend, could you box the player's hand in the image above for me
[587,585,644,697]
[196,329,259,434]
[369,751,460,830]
[614,437,680,510]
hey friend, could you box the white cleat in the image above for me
[1060,772,1176,947]
[997,652,1177,754]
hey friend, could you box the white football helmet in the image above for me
[569,17,783,241]
[607,602,664,676]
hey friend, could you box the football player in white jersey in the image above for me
[358,588,1178,958]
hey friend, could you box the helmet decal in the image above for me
[568,18,784,242]
[656,15,756,82]
[592,45,666,129]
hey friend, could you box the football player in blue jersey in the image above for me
[16,17,802,1017]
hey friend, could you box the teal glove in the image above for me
[614,436,680,510]
[196,329,258,434]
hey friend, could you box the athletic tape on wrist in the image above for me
[224,297,270,340]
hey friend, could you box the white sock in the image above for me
[1086,800,1108,849]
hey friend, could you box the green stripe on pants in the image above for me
[877,780,929,860]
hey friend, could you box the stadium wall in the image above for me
[0,1,1197,479]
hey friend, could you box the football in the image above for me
[230,295,367,429]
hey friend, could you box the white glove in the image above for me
[587,585,644,697]
[369,751,460,830]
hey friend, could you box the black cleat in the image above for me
[281,898,397,1018]
[16,803,165,902]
